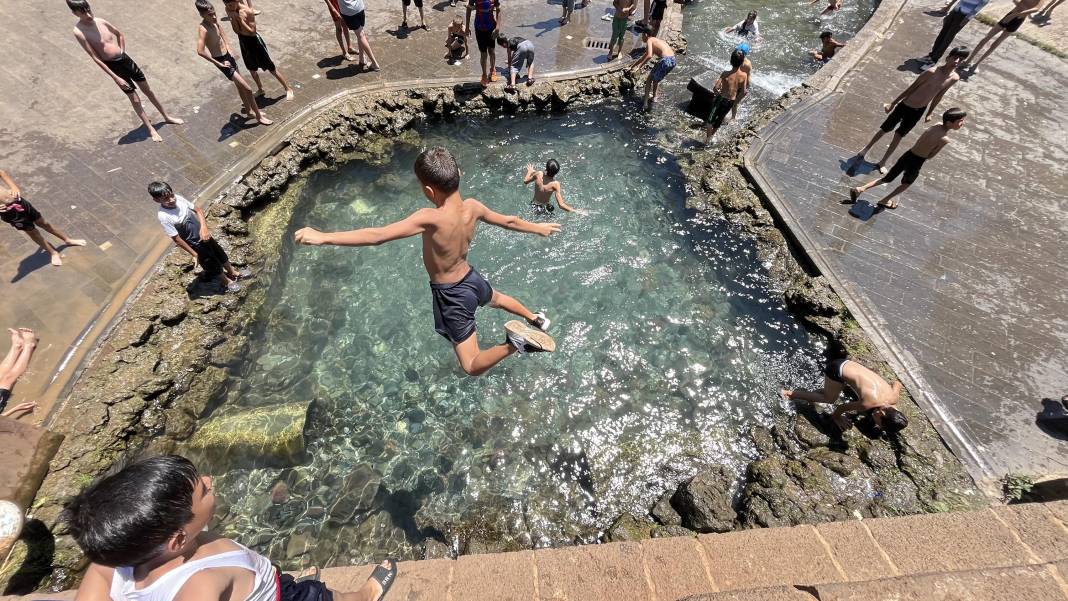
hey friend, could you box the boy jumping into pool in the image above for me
[65,454,398,601]
[783,357,908,435]
[295,148,559,376]
[524,160,575,213]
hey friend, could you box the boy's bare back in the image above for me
[716,69,747,100]
[530,172,559,206]
[647,36,675,58]
[74,18,123,60]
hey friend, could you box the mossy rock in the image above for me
[185,401,312,472]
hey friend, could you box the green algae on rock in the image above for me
[184,402,312,472]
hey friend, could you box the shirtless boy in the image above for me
[524,160,575,213]
[608,0,637,61]
[68,0,183,143]
[849,107,967,209]
[222,0,295,100]
[629,28,677,111]
[731,42,752,120]
[704,50,748,144]
[784,357,909,434]
[810,0,841,17]
[195,0,272,126]
[445,16,470,62]
[1,169,86,266]
[294,148,558,377]
[810,30,846,62]
[963,0,1042,72]
[852,46,967,173]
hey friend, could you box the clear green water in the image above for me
[207,104,825,567]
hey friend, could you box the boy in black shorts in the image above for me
[295,148,558,377]
[401,0,428,30]
[703,50,747,143]
[849,108,967,210]
[148,182,246,291]
[1,169,86,266]
[222,0,296,99]
[961,0,1041,73]
[467,0,502,86]
[852,47,967,173]
[68,0,184,143]
[649,0,668,36]
[195,0,272,126]
[784,357,908,435]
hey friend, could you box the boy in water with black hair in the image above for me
[524,160,575,213]
[784,358,909,435]
[222,0,295,100]
[852,46,967,173]
[849,107,967,209]
[195,0,272,126]
[704,49,748,143]
[148,182,246,291]
[68,0,184,143]
[809,30,846,62]
[66,455,397,601]
[295,148,559,377]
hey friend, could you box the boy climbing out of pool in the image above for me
[851,46,968,173]
[809,31,846,62]
[66,455,398,601]
[295,148,559,376]
[628,27,676,111]
[783,357,909,435]
[849,107,967,209]
[524,160,575,213]
[704,49,748,144]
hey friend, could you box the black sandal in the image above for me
[369,559,398,601]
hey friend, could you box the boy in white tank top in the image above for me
[64,455,396,601]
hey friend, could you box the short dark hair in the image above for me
[63,455,200,567]
[66,0,91,13]
[730,50,745,69]
[947,46,970,60]
[880,407,909,434]
[496,34,509,46]
[147,181,174,199]
[195,0,214,14]
[414,148,460,193]
[820,30,833,39]
[747,10,758,19]
[942,107,967,123]
[545,159,560,177]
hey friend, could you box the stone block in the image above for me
[184,401,311,472]
[452,549,535,601]
[320,564,374,593]
[0,418,63,510]
[380,558,452,601]
[815,565,1068,601]
[1043,501,1068,530]
[535,542,652,601]
[993,504,1068,563]
[815,520,897,581]
[680,586,817,601]
[698,525,843,591]
[639,535,717,599]
[863,510,1036,575]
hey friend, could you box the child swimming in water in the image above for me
[295,147,558,377]
[524,160,575,213]
[810,0,841,17]
[809,30,846,62]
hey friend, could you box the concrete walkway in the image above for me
[6,501,1068,600]
[746,0,1068,484]
[0,0,646,420]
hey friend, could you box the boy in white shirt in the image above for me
[148,181,244,290]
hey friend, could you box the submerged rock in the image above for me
[185,402,312,472]
[604,513,653,542]
[672,466,738,533]
[326,464,383,526]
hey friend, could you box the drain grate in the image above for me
[583,37,611,50]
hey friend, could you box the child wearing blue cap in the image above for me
[731,43,752,120]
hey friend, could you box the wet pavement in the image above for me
[747,0,1068,483]
[0,0,648,419]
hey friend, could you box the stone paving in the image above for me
[0,0,646,420]
[745,0,1068,483]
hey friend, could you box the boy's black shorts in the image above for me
[402,0,423,6]
[279,572,333,601]
[475,27,496,52]
[879,103,924,137]
[193,238,230,278]
[431,267,494,344]
[881,150,926,185]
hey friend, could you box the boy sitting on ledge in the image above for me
[66,455,397,601]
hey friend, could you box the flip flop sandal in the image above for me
[369,559,398,601]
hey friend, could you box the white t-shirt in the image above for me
[732,19,760,37]
[338,0,365,16]
[157,195,195,238]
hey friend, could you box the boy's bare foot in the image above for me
[165,116,185,125]
[8,328,24,351]
[64,239,87,246]
[285,89,295,101]
[18,328,37,347]
[257,115,274,126]
[150,130,164,142]
[50,253,63,266]
[368,64,381,72]
[358,560,397,601]
[876,200,898,209]
[876,164,887,174]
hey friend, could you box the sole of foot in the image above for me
[285,90,295,101]
[505,320,557,352]
[151,132,163,142]
[166,117,185,125]
[50,254,63,266]
[66,239,87,246]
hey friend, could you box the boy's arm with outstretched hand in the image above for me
[295,209,433,246]
[553,185,575,212]
[474,200,560,236]
[523,164,538,185]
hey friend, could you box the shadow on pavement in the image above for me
[117,122,165,145]
[10,246,75,283]
[896,58,927,74]
[519,17,564,37]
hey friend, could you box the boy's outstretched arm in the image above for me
[295,209,432,246]
[554,186,575,212]
[523,164,538,185]
[474,200,560,236]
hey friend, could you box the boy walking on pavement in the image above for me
[962,0,1042,72]
[295,148,558,377]
[629,27,676,111]
[852,46,968,173]
[1,170,86,266]
[917,0,988,65]
[222,0,295,100]
[467,0,502,86]
[149,182,246,291]
[68,0,184,143]
[324,0,359,61]
[608,0,637,61]
[195,0,272,126]
[849,108,968,210]
[704,50,748,143]
[338,0,382,72]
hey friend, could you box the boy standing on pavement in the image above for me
[149,182,246,291]
[294,148,559,377]
[629,27,676,111]
[401,0,428,31]
[68,0,184,143]
[0,170,86,267]
[852,46,968,173]
[704,50,748,143]
[917,0,988,65]
[849,108,968,210]
[338,0,382,71]
[222,0,295,100]
[195,0,272,126]
[467,0,501,86]
[607,0,636,61]
[324,0,359,61]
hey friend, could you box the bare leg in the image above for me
[356,30,380,70]
[233,73,272,125]
[137,81,183,125]
[874,133,904,170]
[125,91,163,142]
[966,26,1002,67]
[250,70,266,95]
[732,89,746,120]
[453,333,516,376]
[480,50,491,82]
[268,70,295,100]
[642,76,653,109]
[0,329,24,375]
[971,31,1011,68]
[704,124,720,144]
[25,229,62,265]
[875,183,910,208]
[335,20,355,58]
[402,3,409,26]
[419,5,427,28]
[489,290,536,322]
[35,219,85,246]
[783,377,845,404]
[0,329,36,390]
[856,129,887,160]
[334,561,391,601]
[489,47,497,81]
